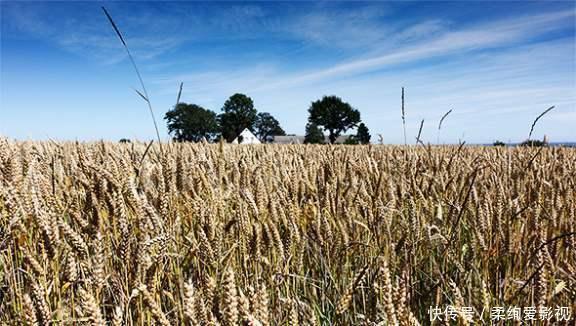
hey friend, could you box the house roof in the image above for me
[232,128,261,144]
[272,134,352,144]
[273,135,305,144]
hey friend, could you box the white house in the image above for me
[232,128,261,144]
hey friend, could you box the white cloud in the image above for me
[284,4,391,49]
[249,9,575,91]
[1,2,278,64]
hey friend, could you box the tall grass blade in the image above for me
[438,109,452,131]
[437,109,452,144]
[102,7,127,47]
[528,106,555,140]
[133,88,149,102]
[416,119,424,145]
[175,82,183,108]
[401,87,407,146]
[102,6,163,152]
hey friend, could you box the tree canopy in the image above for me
[218,93,258,142]
[308,96,361,143]
[356,123,371,144]
[520,139,547,147]
[304,122,325,144]
[343,136,359,145]
[254,112,286,143]
[164,93,287,143]
[164,103,220,142]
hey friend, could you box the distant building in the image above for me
[272,134,352,144]
[231,128,261,144]
[273,135,305,144]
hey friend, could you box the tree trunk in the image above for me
[329,131,337,144]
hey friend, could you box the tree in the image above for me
[304,122,325,144]
[254,112,286,142]
[493,140,506,146]
[308,95,361,143]
[164,103,220,142]
[356,123,371,144]
[343,136,359,145]
[218,93,258,142]
[520,139,547,147]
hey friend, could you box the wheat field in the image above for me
[0,140,574,325]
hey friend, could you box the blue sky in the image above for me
[1,1,575,144]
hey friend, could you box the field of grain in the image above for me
[0,140,574,325]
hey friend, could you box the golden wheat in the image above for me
[0,140,575,324]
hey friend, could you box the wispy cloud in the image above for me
[283,4,392,50]
[251,9,575,90]
[150,8,574,96]
[1,2,280,64]
[1,2,188,63]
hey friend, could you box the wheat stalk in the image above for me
[101,7,163,152]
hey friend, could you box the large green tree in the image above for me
[356,123,371,144]
[254,112,286,142]
[304,122,325,144]
[308,96,361,143]
[164,103,220,142]
[218,93,258,142]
